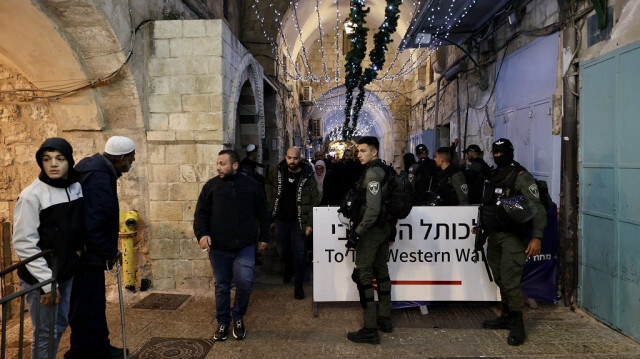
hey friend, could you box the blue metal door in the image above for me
[579,40,640,342]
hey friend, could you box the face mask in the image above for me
[493,152,513,167]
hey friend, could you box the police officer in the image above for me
[461,144,490,204]
[346,136,393,345]
[433,146,469,205]
[482,138,546,346]
[410,144,437,204]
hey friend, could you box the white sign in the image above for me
[313,207,500,302]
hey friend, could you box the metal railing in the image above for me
[0,249,57,359]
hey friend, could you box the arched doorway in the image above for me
[234,80,260,156]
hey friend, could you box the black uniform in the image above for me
[462,157,490,204]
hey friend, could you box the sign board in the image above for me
[313,207,499,302]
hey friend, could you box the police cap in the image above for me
[415,144,428,155]
[491,138,514,153]
[463,144,482,153]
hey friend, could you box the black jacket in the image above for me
[193,173,270,251]
[75,154,121,268]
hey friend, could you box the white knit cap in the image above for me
[246,144,256,152]
[105,136,135,155]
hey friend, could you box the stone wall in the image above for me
[147,20,264,290]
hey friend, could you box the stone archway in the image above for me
[309,86,396,165]
[226,53,265,161]
[0,0,147,280]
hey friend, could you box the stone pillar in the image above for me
[147,20,264,290]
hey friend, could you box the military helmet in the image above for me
[491,138,514,153]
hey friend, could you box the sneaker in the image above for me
[294,286,305,300]
[213,323,229,341]
[346,327,380,344]
[233,319,246,340]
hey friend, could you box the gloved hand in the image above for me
[345,229,360,249]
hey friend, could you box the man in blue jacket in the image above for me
[65,136,135,359]
[194,150,270,342]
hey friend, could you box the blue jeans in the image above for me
[209,244,256,325]
[275,220,306,288]
[20,278,73,359]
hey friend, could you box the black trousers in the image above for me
[65,265,111,359]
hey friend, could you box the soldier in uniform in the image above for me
[433,147,469,205]
[461,144,490,204]
[346,136,393,345]
[481,138,546,346]
[410,144,437,204]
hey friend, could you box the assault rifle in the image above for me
[472,181,494,282]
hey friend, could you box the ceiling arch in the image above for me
[309,85,395,163]
[279,0,419,71]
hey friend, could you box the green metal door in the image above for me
[579,40,640,342]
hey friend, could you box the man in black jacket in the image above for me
[194,150,270,342]
[65,136,135,359]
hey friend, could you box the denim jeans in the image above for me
[20,278,73,359]
[275,220,306,288]
[209,244,256,325]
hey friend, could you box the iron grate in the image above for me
[131,337,213,359]
[132,293,191,310]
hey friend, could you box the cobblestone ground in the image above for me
[4,254,640,358]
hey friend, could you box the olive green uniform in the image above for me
[486,169,546,312]
[436,166,469,206]
[354,160,392,329]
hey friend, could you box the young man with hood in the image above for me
[265,147,319,299]
[65,136,135,359]
[193,150,270,341]
[13,137,84,359]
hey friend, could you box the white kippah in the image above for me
[246,144,256,152]
[105,136,135,155]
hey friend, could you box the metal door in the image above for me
[579,40,640,342]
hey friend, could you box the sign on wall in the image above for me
[313,207,500,302]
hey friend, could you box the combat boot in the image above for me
[377,316,393,333]
[347,327,380,344]
[482,303,511,329]
[507,311,526,346]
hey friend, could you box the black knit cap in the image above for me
[35,137,75,170]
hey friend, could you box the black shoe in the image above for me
[283,271,293,284]
[377,316,393,333]
[232,319,246,340]
[507,311,526,346]
[347,327,380,344]
[107,346,130,359]
[213,323,229,341]
[294,286,305,300]
[483,303,511,329]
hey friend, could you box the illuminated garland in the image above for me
[342,0,402,139]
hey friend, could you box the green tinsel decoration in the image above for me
[342,0,402,140]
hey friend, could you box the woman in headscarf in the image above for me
[315,160,338,206]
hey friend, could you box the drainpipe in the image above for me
[433,75,442,150]
[559,0,579,309]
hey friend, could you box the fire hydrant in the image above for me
[119,210,139,292]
